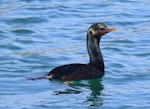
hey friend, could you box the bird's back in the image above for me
[47,63,104,81]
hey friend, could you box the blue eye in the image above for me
[98,29,103,32]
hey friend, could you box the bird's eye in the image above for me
[98,28,103,33]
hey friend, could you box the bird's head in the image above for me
[88,22,117,38]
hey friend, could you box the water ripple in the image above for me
[0,0,150,109]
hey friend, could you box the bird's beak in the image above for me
[98,28,117,36]
[107,28,117,32]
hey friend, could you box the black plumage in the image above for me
[47,64,104,81]
[28,22,116,81]
[45,22,116,81]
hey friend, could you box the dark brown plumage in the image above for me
[28,22,116,81]
[45,22,116,81]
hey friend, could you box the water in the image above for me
[0,0,149,108]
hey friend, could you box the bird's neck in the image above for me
[87,34,104,72]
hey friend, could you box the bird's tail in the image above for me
[27,75,52,81]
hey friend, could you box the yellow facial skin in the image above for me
[88,23,117,37]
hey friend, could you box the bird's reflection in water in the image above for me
[53,78,104,106]
[86,78,104,106]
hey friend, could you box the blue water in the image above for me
[0,0,150,108]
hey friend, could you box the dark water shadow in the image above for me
[52,78,104,106]
[85,78,104,106]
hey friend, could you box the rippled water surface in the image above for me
[0,0,150,109]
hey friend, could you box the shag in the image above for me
[28,22,116,81]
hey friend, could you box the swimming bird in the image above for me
[28,22,116,81]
